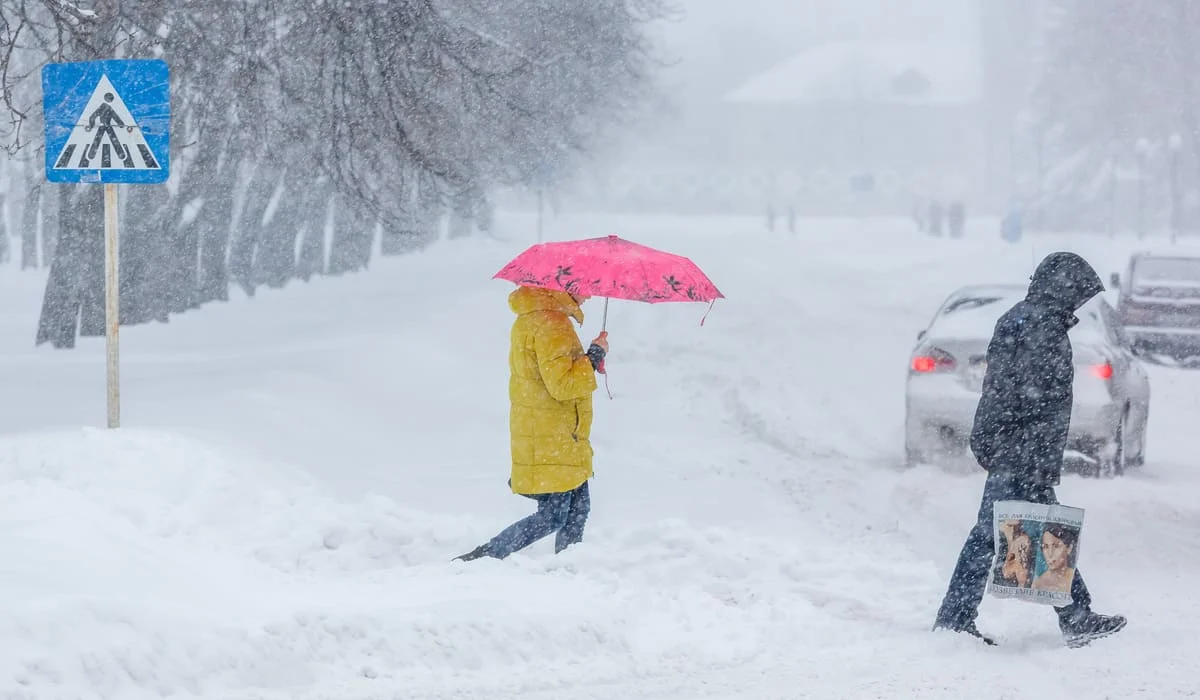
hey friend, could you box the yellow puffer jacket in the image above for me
[507,286,598,495]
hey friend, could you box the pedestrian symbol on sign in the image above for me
[80,91,135,168]
[51,74,161,171]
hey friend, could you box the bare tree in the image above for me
[1033,0,1198,231]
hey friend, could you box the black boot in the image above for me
[932,619,996,646]
[453,543,495,562]
[1058,607,1127,648]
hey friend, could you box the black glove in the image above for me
[586,343,606,371]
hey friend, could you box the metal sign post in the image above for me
[42,58,171,429]
[104,183,120,428]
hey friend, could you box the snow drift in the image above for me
[1,212,1199,698]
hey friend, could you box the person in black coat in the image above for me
[932,251,1127,647]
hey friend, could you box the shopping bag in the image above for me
[987,500,1084,606]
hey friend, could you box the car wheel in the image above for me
[904,437,926,469]
[1097,408,1129,478]
[1129,404,1147,468]
[903,414,925,469]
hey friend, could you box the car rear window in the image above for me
[942,295,1006,314]
[1134,257,1200,283]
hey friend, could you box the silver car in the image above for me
[905,284,1151,477]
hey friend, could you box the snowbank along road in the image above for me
[1,212,1198,699]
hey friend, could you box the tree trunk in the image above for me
[119,185,172,325]
[76,189,106,338]
[41,186,60,267]
[196,158,239,304]
[381,176,435,256]
[255,170,304,289]
[36,187,103,347]
[155,174,195,315]
[229,165,275,296]
[328,194,369,275]
[361,221,377,269]
[173,194,204,311]
[0,196,9,265]
[20,184,40,270]
[417,174,444,245]
[296,182,331,281]
[0,195,8,264]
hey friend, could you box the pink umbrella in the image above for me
[493,234,724,331]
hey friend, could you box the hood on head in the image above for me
[1028,251,1105,312]
[508,285,584,325]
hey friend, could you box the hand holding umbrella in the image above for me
[589,330,609,374]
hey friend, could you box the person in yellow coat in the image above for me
[455,285,608,561]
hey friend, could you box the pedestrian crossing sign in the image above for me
[42,59,170,184]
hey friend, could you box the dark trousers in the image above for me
[935,473,1091,628]
[486,482,590,558]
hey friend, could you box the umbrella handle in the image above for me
[598,297,612,399]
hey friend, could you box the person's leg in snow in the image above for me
[454,484,590,561]
[1037,486,1127,647]
[933,474,1007,644]
[933,475,1126,646]
[555,482,590,553]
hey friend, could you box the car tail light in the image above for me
[1090,362,1114,380]
[911,348,957,373]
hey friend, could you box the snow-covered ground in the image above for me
[2,214,1199,699]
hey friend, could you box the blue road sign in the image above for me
[42,59,170,184]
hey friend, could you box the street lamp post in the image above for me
[1169,133,1183,244]
[1135,138,1151,239]
[1106,141,1120,239]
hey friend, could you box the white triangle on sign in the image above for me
[52,74,161,171]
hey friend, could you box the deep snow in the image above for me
[2,213,1200,699]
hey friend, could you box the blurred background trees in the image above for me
[1026,0,1200,236]
[0,0,672,347]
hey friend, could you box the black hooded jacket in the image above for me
[969,252,1105,487]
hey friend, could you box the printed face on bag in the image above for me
[1041,528,1073,571]
[1030,522,1080,594]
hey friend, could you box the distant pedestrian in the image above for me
[1001,205,1023,243]
[947,200,965,238]
[927,200,944,236]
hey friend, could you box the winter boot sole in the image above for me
[1064,617,1127,649]
[932,622,996,646]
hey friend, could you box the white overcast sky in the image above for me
[658,0,978,50]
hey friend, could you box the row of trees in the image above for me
[0,0,672,347]
[1029,1,1200,233]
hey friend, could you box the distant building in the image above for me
[719,39,987,215]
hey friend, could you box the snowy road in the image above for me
[1,213,1198,698]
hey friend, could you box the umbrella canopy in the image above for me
[493,234,724,304]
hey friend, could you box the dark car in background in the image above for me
[1112,252,1200,365]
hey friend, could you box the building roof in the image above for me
[723,39,982,105]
